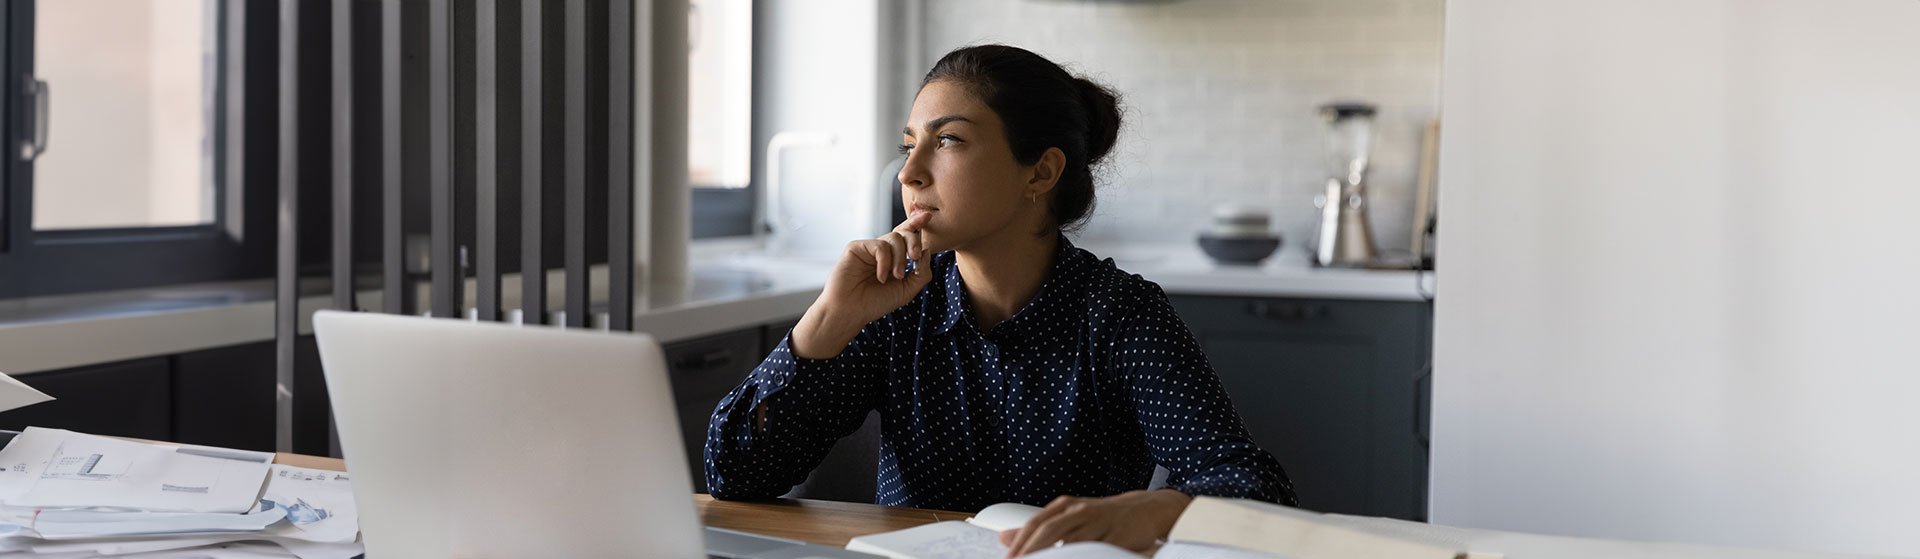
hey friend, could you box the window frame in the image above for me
[0,0,276,300]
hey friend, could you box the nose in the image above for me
[898,149,930,191]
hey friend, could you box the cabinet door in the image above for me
[0,358,172,441]
[1169,296,1431,521]
[173,342,277,452]
[663,328,763,492]
[172,337,333,456]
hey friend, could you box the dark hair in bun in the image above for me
[923,44,1123,233]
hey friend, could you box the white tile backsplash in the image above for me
[920,0,1443,253]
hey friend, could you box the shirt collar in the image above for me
[932,234,1085,338]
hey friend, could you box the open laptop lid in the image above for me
[314,311,701,558]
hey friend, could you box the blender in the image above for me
[1312,102,1380,268]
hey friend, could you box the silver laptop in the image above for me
[315,311,871,558]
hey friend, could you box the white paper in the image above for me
[265,537,364,559]
[1025,542,1148,558]
[27,533,359,559]
[30,533,266,555]
[9,433,270,513]
[99,541,300,558]
[254,465,357,544]
[0,428,68,503]
[846,520,1005,559]
[148,442,276,466]
[0,373,53,415]
[967,502,1043,532]
[0,431,359,559]
[30,508,288,539]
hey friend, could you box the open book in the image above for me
[845,502,1043,559]
[846,497,1501,559]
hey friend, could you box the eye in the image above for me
[896,143,914,155]
[938,134,961,148]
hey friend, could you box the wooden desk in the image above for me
[274,452,347,472]
[696,494,969,547]
[277,454,960,548]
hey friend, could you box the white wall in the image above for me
[753,0,891,255]
[920,0,1442,251]
[1431,0,1920,555]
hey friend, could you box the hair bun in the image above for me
[1070,76,1122,165]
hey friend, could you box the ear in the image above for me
[1024,147,1067,199]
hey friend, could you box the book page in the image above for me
[846,520,1006,559]
[1153,541,1284,559]
[969,502,1045,532]
[1025,542,1149,558]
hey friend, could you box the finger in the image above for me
[901,258,936,292]
[1011,513,1088,557]
[1057,522,1109,546]
[898,226,923,262]
[865,241,893,284]
[999,528,1020,547]
[897,209,934,233]
[1006,497,1076,556]
[895,211,934,261]
[880,232,909,279]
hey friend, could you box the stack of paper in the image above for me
[0,428,363,559]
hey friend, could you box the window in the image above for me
[0,1,273,299]
[687,0,751,190]
[33,0,218,231]
[688,0,755,238]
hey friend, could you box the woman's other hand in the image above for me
[999,489,1194,557]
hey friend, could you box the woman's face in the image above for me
[897,80,1051,254]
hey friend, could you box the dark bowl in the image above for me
[1198,234,1282,265]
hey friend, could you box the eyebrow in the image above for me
[901,115,974,137]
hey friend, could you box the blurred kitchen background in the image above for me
[1,0,1917,557]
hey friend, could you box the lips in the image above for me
[910,202,939,213]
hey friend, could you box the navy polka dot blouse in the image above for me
[704,236,1297,512]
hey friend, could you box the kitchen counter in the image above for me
[1079,242,1433,302]
[0,241,1429,375]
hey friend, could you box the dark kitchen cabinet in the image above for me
[0,358,172,441]
[662,327,763,492]
[172,341,277,452]
[669,317,883,503]
[1167,295,1432,521]
[171,336,332,456]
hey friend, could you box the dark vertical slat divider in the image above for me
[428,0,459,318]
[331,0,355,314]
[607,0,633,332]
[475,0,500,322]
[563,0,587,328]
[381,0,407,315]
[274,0,300,453]
[519,0,545,324]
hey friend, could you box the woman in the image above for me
[705,44,1295,555]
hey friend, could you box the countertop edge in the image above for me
[1,247,1432,374]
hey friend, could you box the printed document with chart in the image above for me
[2,428,268,513]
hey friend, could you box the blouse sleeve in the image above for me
[702,317,892,500]
[1111,287,1299,506]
